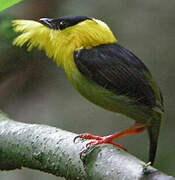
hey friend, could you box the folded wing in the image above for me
[74,43,163,109]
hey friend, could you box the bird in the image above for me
[12,16,164,165]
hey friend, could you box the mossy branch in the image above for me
[0,112,174,180]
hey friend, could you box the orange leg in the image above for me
[74,123,147,150]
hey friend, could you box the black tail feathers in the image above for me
[147,112,162,165]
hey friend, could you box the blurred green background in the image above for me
[0,0,175,179]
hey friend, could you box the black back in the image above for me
[74,43,159,107]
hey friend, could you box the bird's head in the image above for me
[13,16,117,66]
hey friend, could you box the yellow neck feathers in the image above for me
[13,19,117,67]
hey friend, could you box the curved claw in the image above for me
[73,135,81,143]
[73,133,91,143]
[80,148,88,159]
[80,145,96,159]
[73,133,102,143]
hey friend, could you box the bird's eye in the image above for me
[59,21,67,30]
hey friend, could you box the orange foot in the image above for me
[74,123,147,152]
[74,133,126,150]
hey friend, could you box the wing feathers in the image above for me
[74,43,163,108]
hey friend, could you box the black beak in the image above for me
[39,18,55,29]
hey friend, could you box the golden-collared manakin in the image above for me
[12,16,164,165]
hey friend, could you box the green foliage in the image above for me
[0,0,22,12]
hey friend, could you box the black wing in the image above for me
[74,43,159,107]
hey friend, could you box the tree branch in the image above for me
[0,112,174,180]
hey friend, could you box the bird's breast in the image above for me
[64,56,119,111]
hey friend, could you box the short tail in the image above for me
[147,112,162,165]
